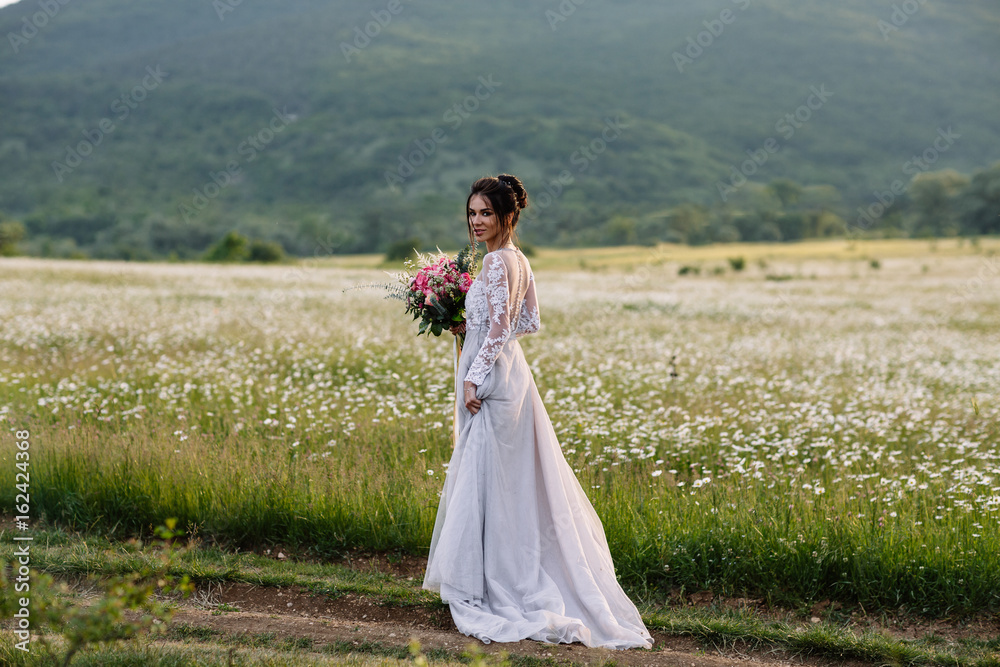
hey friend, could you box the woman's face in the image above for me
[468,194,505,247]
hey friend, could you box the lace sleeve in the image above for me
[464,253,514,387]
[514,270,540,338]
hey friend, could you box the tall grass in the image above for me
[12,383,999,616]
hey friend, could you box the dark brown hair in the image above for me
[465,174,529,248]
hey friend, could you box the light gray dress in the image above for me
[422,246,654,650]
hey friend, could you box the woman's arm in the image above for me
[464,253,514,388]
[514,270,540,338]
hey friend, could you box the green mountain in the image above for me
[0,0,998,258]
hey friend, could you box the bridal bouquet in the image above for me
[347,244,479,345]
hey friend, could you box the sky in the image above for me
[0,0,21,7]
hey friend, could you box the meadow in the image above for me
[2,237,999,619]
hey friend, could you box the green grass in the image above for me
[0,519,438,609]
[2,526,997,666]
[0,634,502,667]
[645,608,1000,667]
[9,394,997,617]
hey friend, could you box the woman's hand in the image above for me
[464,380,481,415]
[450,321,466,336]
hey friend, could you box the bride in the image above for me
[421,174,654,650]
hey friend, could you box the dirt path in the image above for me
[157,580,865,667]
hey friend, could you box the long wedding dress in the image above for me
[422,246,654,650]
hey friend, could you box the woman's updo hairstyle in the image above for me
[466,173,529,248]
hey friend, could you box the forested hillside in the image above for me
[0,0,998,259]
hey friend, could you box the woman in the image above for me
[421,174,654,650]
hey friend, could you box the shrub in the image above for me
[0,520,194,665]
[203,230,249,262]
[249,239,286,263]
[385,237,422,262]
[0,220,26,257]
[728,256,746,271]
